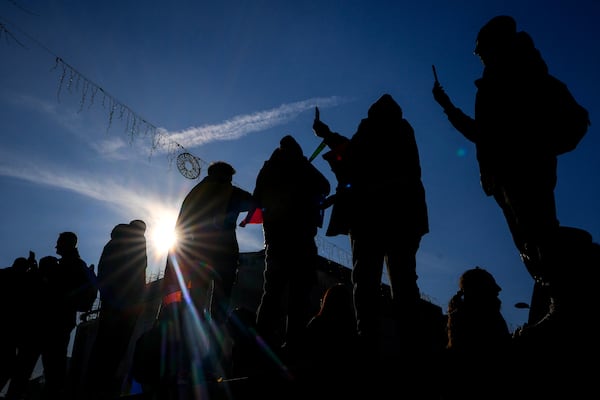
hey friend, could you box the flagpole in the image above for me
[308,140,327,162]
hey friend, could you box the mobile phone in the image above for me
[432,65,439,84]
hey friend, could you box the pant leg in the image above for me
[255,243,289,350]
[40,324,73,400]
[0,336,17,392]
[85,309,139,398]
[350,232,385,341]
[384,234,422,307]
[209,250,239,327]
[493,181,560,280]
[285,239,319,349]
[5,342,40,400]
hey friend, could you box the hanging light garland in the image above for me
[1,15,205,178]
[1,18,353,267]
[51,56,205,179]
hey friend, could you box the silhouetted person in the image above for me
[0,257,27,393]
[0,253,40,398]
[446,267,511,353]
[432,15,573,336]
[85,220,148,400]
[223,305,295,399]
[313,93,430,357]
[293,283,359,397]
[310,113,352,238]
[222,306,264,379]
[13,232,90,400]
[0,263,14,394]
[442,267,511,400]
[511,226,600,398]
[164,161,256,327]
[160,161,256,389]
[252,135,331,359]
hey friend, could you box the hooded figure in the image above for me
[313,93,430,357]
[252,134,331,354]
[432,16,580,339]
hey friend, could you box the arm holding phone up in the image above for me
[431,64,478,142]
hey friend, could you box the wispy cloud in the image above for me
[5,93,89,139]
[157,96,346,150]
[0,161,167,215]
[0,159,263,243]
[91,137,131,160]
[1,94,346,204]
[7,91,347,158]
[0,95,350,265]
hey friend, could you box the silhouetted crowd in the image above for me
[1,14,598,400]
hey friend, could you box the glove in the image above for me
[432,81,455,111]
[312,119,332,139]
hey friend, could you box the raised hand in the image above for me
[313,118,332,139]
[432,81,454,111]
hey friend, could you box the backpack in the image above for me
[543,74,590,155]
[73,263,98,312]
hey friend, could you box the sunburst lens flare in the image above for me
[151,215,178,255]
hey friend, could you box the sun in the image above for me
[150,213,178,256]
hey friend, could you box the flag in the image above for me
[239,207,263,227]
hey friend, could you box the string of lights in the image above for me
[1,15,206,174]
[1,16,353,268]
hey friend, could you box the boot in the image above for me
[525,226,595,336]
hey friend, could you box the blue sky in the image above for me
[1,0,598,333]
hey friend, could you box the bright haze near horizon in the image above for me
[1,0,599,333]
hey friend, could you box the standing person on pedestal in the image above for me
[85,220,148,400]
[432,15,590,338]
[313,93,430,361]
[252,135,330,362]
[161,160,256,388]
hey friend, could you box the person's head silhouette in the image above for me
[474,15,517,65]
[56,231,78,257]
[207,161,236,181]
